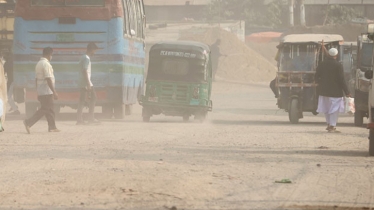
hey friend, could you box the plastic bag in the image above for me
[345,97,355,114]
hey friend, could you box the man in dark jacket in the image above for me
[315,48,351,132]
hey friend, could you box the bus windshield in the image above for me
[31,0,105,6]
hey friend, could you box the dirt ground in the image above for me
[0,82,373,210]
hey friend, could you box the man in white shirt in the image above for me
[76,43,100,125]
[23,47,60,134]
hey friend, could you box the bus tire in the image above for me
[354,110,364,127]
[289,99,300,124]
[369,129,374,156]
[114,104,125,119]
[125,105,132,116]
[102,105,114,119]
[25,102,38,119]
[183,115,189,122]
[195,111,207,123]
[143,116,151,122]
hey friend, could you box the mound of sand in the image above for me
[179,28,277,83]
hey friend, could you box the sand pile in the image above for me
[179,28,277,83]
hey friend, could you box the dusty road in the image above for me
[0,82,373,210]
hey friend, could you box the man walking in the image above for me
[315,47,351,133]
[23,47,60,134]
[4,53,20,115]
[76,43,100,125]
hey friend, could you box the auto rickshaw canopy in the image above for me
[280,34,344,44]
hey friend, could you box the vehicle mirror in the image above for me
[365,70,373,79]
[130,29,136,36]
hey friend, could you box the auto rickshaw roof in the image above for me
[281,34,344,44]
[150,41,210,53]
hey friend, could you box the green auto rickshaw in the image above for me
[140,41,213,122]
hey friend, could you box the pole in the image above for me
[218,0,221,27]
[289,0,294,27]
[300,0,306,26]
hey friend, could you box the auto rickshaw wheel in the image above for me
[195,111,207,123]
[369,129,374,156]
[354,110,364,127]
[289,99,300,124]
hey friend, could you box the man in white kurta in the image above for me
[315,48,351,132]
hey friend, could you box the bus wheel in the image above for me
[369,129,374,156]
[183,115,189,122]
[143,116,151,122]
[125,105,132,116]
[354,110,364,127]
[114,104,125,119]
[102,105,114,119]
[289,99,300,124]
[25,102,38,118]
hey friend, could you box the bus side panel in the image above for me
[107,18,145,105]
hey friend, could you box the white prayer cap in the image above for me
[328,48,338,57]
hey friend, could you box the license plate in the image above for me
[56,33,75,42]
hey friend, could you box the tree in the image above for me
[323,5,363,25]
[205,0,285,28]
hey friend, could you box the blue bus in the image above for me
[13,0,146,119]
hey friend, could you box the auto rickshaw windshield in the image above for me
[279,44,317,72]
[147,50,208,82]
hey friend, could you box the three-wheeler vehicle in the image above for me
[275,34,344,124]
[341,42,357,96]
[140,41,213,122]
[354,35,372,126]
[363,23,374,156]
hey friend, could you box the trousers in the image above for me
[25,94,56,130]
[324,111,340,127]
[77,87,97,122]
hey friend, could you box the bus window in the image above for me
[135,0,143,38]
[128,0,137,37]
[122,0,130,36]
[31,0,105,6]
[139,0,146,39]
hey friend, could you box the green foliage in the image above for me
[323,5,363,25]
[205,0,285,28]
